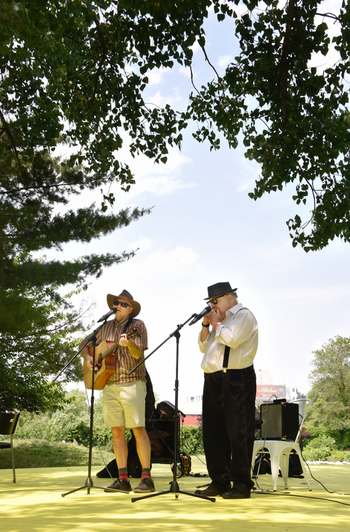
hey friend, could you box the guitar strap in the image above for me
[113,317,133,353]
[120,318,150,388]
[123,317,133,335]
[223,307,248,370]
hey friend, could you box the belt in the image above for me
[205,365,254,379]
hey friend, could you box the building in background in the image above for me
[256,382,287,404]
[178,395,202,426]
[287,386,305,401]
[255,370,304,403]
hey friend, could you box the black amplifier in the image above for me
[260,402,299,440]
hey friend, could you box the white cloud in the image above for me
[148,88,183,108]
[127,174,196,198]
[178,64,191,79]
[127,236,153,253]
[267,284,350,304]
[113,145,196,201]
[218,54,233,69]
[190,40,201,56]
[142,245,202,275]
[146,67,172,86]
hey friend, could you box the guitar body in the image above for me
[83,329,140,390]
[83,341,119,390]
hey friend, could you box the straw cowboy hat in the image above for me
[106,290,141,318]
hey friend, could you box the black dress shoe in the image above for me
[221,486,251,499]
[133,477,156,493]
[195,483,231,497]
[104,478,132,492]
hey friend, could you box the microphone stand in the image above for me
[128,313,215,503]
[55,319,129,497]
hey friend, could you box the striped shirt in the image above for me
[87,317,148,385]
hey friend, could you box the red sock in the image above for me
[141,468,151,479]
[119,468,128,480]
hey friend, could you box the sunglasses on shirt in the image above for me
[113,299,131,308]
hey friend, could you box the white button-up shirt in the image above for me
[198,303,258,373]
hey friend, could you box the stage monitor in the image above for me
[260,402,299,440]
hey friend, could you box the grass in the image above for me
[3,437,349,471]
[0,438,114,469]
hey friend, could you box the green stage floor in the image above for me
[1,458,349,532]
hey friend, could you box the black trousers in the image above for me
[202,365,256,490]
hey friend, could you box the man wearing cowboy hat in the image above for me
[195,282,258,499]
[80,289,155,494]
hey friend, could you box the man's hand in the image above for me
[120,334,143,359]
[119,334,131,347]
[205,307,224,327]
[81,345,100,369]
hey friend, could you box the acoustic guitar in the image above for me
[83,328,140,390]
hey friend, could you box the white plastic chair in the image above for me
[0,412,20,483]
[252,399,312,491]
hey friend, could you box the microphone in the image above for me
[189,304,211,326]
[97,308,117,323]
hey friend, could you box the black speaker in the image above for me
[260,403,299,440]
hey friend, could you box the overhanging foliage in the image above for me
[1,0,350,410]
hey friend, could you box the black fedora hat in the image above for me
[107,290,141,318]
[204,282,237,300]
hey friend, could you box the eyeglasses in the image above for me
[209,295,226,305]
[113,299,131,308]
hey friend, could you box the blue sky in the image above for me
[61,1,350,403]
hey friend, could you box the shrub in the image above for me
[180,425,204,455]
[327,451,345,462]
[15,390,114,449]
[303,434,336,461]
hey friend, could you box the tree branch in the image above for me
[0,107,24,181]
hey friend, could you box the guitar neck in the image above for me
[100,341,119,362]
[96,329,140,363]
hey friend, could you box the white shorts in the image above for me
[103,380,146,428]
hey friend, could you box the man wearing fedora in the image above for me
[195,282,258,499]
[80,289,155,494]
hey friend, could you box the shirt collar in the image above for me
[115,316,130,330]
[226,302,243,318]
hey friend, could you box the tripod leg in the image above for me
[131,487,216,503]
